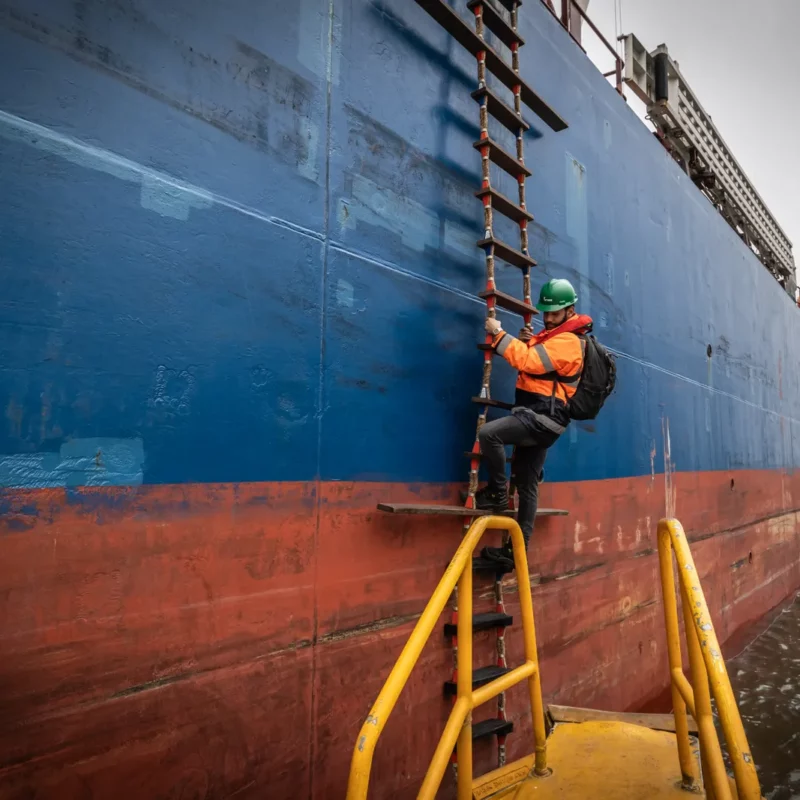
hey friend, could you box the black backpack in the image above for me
[567,335,616,420]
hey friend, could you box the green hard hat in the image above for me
[536,278,578,312]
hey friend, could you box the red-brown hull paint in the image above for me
[0,471,798,799]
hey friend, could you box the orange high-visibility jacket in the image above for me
[493,314,593,407]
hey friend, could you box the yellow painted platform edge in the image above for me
[471,755,536,800]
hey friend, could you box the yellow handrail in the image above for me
[346,516,547,800]
[657,518,761,800]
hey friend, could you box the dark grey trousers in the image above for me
[477,414,553,547]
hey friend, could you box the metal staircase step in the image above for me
[471,396,513,410]
[479,288,537,317]
[471,718,514,740]
[445,611,513,636]
[376,503,568,517]
[444,664,510,695]
[473,137,532,178]
[478,236,537,268]
[467,0,524,48]
[470,86,529,134]
[413,0,567,131]
[475,187,533,223]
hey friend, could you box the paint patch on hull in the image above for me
[0,437,144,488]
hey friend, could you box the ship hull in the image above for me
[1,472,798,798]
[1,0,799,797]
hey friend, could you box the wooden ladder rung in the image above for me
[471,396,514,410]
[413,0,567,131]
[478,236,537,269]
[471,87,529,134]
[476,187,533,223]
[479,288,538,317]
[467,0,524,48]
[473,137,532,178]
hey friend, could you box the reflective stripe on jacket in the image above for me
[495,331,583,405]
[492,314,593,409]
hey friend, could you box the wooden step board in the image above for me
[445,611,513,636]
[471,717,514,741]
[377,503,568,517]
[547,705,699,734]
[444,664,510,696]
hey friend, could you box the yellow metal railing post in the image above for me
[511,521,549,776]
[456,563,473,800]
[657,528,697,789]
[657,519,762,800]
[681,582,730,800]
[347,515,548,800]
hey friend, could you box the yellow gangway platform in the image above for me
[473,719,698,800]
[346,517,762,800]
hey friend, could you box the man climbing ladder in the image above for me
[477,278,592,568]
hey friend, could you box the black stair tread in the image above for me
[445,612,513,636]
[471,396,514,410]
[376,503,568,517]
[478,236,537,268]
[444,664,510,695]
[479,288,538,317]
[492,0,522,10]
[473,556,515,574]
[412,0,567,131]
[473,137,532,178]
[475,187,533,223]
[472,718,515,740]
[470,86,529,134]
[467,0,524,48]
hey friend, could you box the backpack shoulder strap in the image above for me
[529,336,583,385]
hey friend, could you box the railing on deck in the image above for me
[345,516,547,800]
[658,518,761,800]
[542,0,624,94]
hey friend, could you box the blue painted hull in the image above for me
[1,2,799,797]
[1,0,797,489]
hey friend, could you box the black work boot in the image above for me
[472,485,510,513]
[481,544,515,570]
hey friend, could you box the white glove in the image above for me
[485,317,503,336]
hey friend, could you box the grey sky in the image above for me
[580,0,799,287]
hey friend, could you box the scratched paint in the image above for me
[0,438,144,488]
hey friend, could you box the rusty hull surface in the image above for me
[0,470,798,799]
